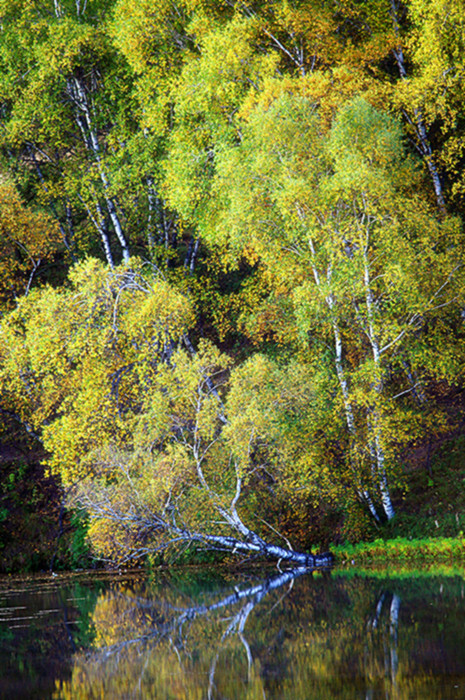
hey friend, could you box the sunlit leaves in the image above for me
[0,257,193,484]
[0,178,62,309]
[399,0,465,210]
[190,85,463,519]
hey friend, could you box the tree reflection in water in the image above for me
[53,569,465,699]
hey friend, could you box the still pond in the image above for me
[0,565,464,698]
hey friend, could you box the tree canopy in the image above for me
[1,0,465,567]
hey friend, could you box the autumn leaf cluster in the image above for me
[1,0,465,561]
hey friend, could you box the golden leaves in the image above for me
[0,178,62,309]
[0,257,194,485]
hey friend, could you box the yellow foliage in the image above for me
[0,257,194,487]
[0,177,62,309]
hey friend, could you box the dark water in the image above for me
[1,566,465,699]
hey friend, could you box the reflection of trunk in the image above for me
[208,595,256,698]
[366,591,401,696]
[389,593,400,687]
[369,591,386,630]
[91,567,311,658]
[60,567,314,698]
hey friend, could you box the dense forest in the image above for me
[0,0,465,571]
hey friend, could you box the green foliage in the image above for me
[334,536,465,565]
[194,84,464,521]
[1,0,465,569]
[68,510,93,570]
[0,257,194,486]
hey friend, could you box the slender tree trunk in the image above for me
[362,233,395,521]
[146,176,157,256]
[307,232,382,522]
[390,0,446,212]
[53,0,63,18]
[77,193,114,267]
[187,531,333,567]
[67,76,131,263]
[184,236,200,274]
[401,358,426,405]
[64,199,77,260]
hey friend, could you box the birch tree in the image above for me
[0,255,333,564]
[0,0,135,265]
[74,341,333,566]
[0,258,193,478]
[197,88,463,522]
[399,0,465,213]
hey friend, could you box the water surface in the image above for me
[1,566,465,698]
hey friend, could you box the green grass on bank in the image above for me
[326,431,465,571]
[333,535,465,567]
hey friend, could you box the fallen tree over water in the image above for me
[77,480,333,568]
[75,428,334,568]
[0,262,334,568]
[56,322,334,568]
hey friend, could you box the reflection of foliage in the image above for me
[0,575,107,698]
[52,570,465,699]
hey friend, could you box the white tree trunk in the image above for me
[306,230,383,521]
[362,233,395,521]
[67,77,131,264]
[390,0,446,212]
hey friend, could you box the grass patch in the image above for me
[333,535,465,566]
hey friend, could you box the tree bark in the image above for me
[361,227,395,521]
[390,0,446,213]
[306,230,382,522]
[186,531,333,567]
[66,76,131,264]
